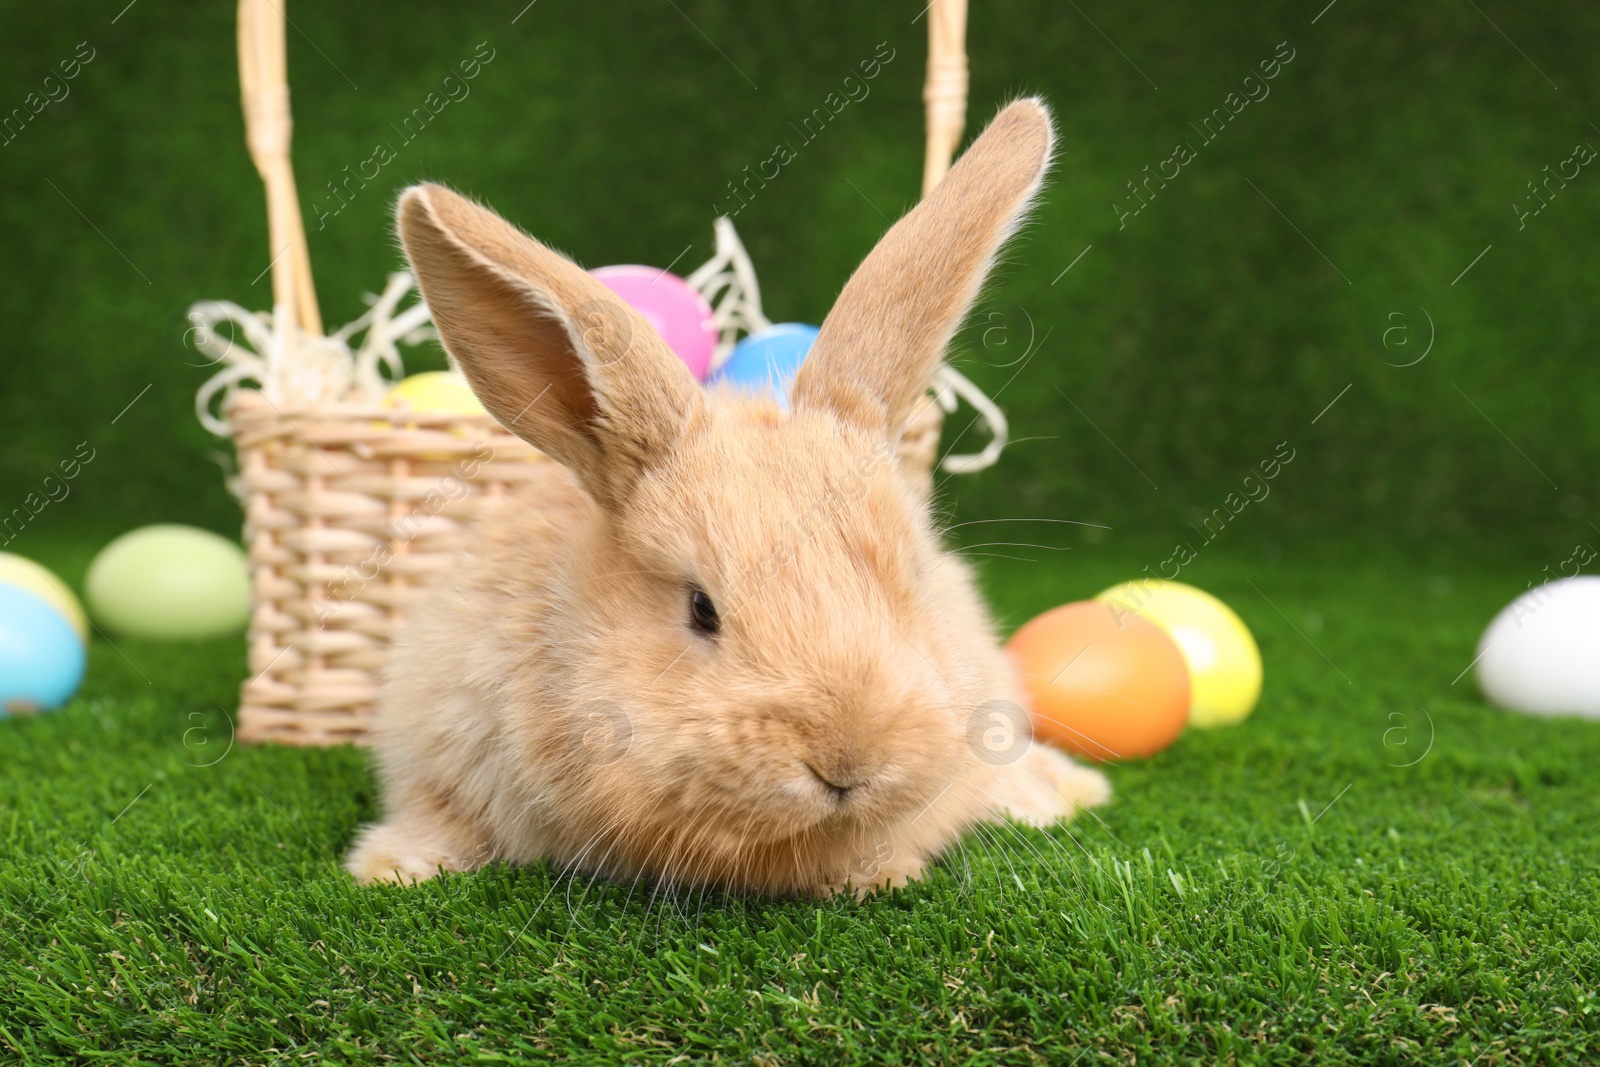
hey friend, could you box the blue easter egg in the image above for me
[711,323,821,404]
[0,584,86,715]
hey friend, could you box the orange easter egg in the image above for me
[1007,600,1191,761]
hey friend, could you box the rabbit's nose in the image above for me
[806,761,869,798]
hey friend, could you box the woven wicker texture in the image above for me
[231,391,541,744]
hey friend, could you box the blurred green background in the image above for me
[2,0,1594,566]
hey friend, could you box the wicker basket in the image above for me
[209,0,982,745]
[230,393,948,745]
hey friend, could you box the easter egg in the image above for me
[385,371,488,417]
[383,372,498,461]
[1096,580,1263,727]
[1476,576,1600,718]
[0,584,85,714]
[1007,600,1191,761]
[86,525,251,641]
[0,552,87,642]
[590,265,717,380]
[709,323,820,403]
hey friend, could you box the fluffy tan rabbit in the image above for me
[345,98,1109,896]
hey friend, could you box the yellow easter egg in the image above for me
[385,371,488,417]
[1096,579,1262,727]
[0,552,87,642]
[379,372,494,461]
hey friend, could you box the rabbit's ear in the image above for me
[792,98,1053,440]
[397,183,703,508]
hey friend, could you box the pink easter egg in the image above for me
[590,265,717,380]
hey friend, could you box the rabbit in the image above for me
[345,97,1110,897]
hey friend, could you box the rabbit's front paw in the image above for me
[820,846,931,899]
[345,819,488,885]
[990,743,1111,827]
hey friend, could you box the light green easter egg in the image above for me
[86,525,251,640]
[0,552,87,642]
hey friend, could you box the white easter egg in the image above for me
[1476,576,1600,718]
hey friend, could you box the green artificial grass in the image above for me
[3,540,1597,1064]
[5,1,1600,1061]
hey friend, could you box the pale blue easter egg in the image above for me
[0,584,85,714]
[710,323,820,404]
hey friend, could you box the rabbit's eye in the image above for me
[689,587,720,636]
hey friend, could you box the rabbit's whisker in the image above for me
[971,785,1094,899]
[492,828,607,964]
[944,517,1111,531]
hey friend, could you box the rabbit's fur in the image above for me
[346,99,1110,896]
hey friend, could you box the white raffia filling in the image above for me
[189,218,1005,472]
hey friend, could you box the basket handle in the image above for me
[921,0,969,198]
[237,0,322,337]
[232,2,962,329]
